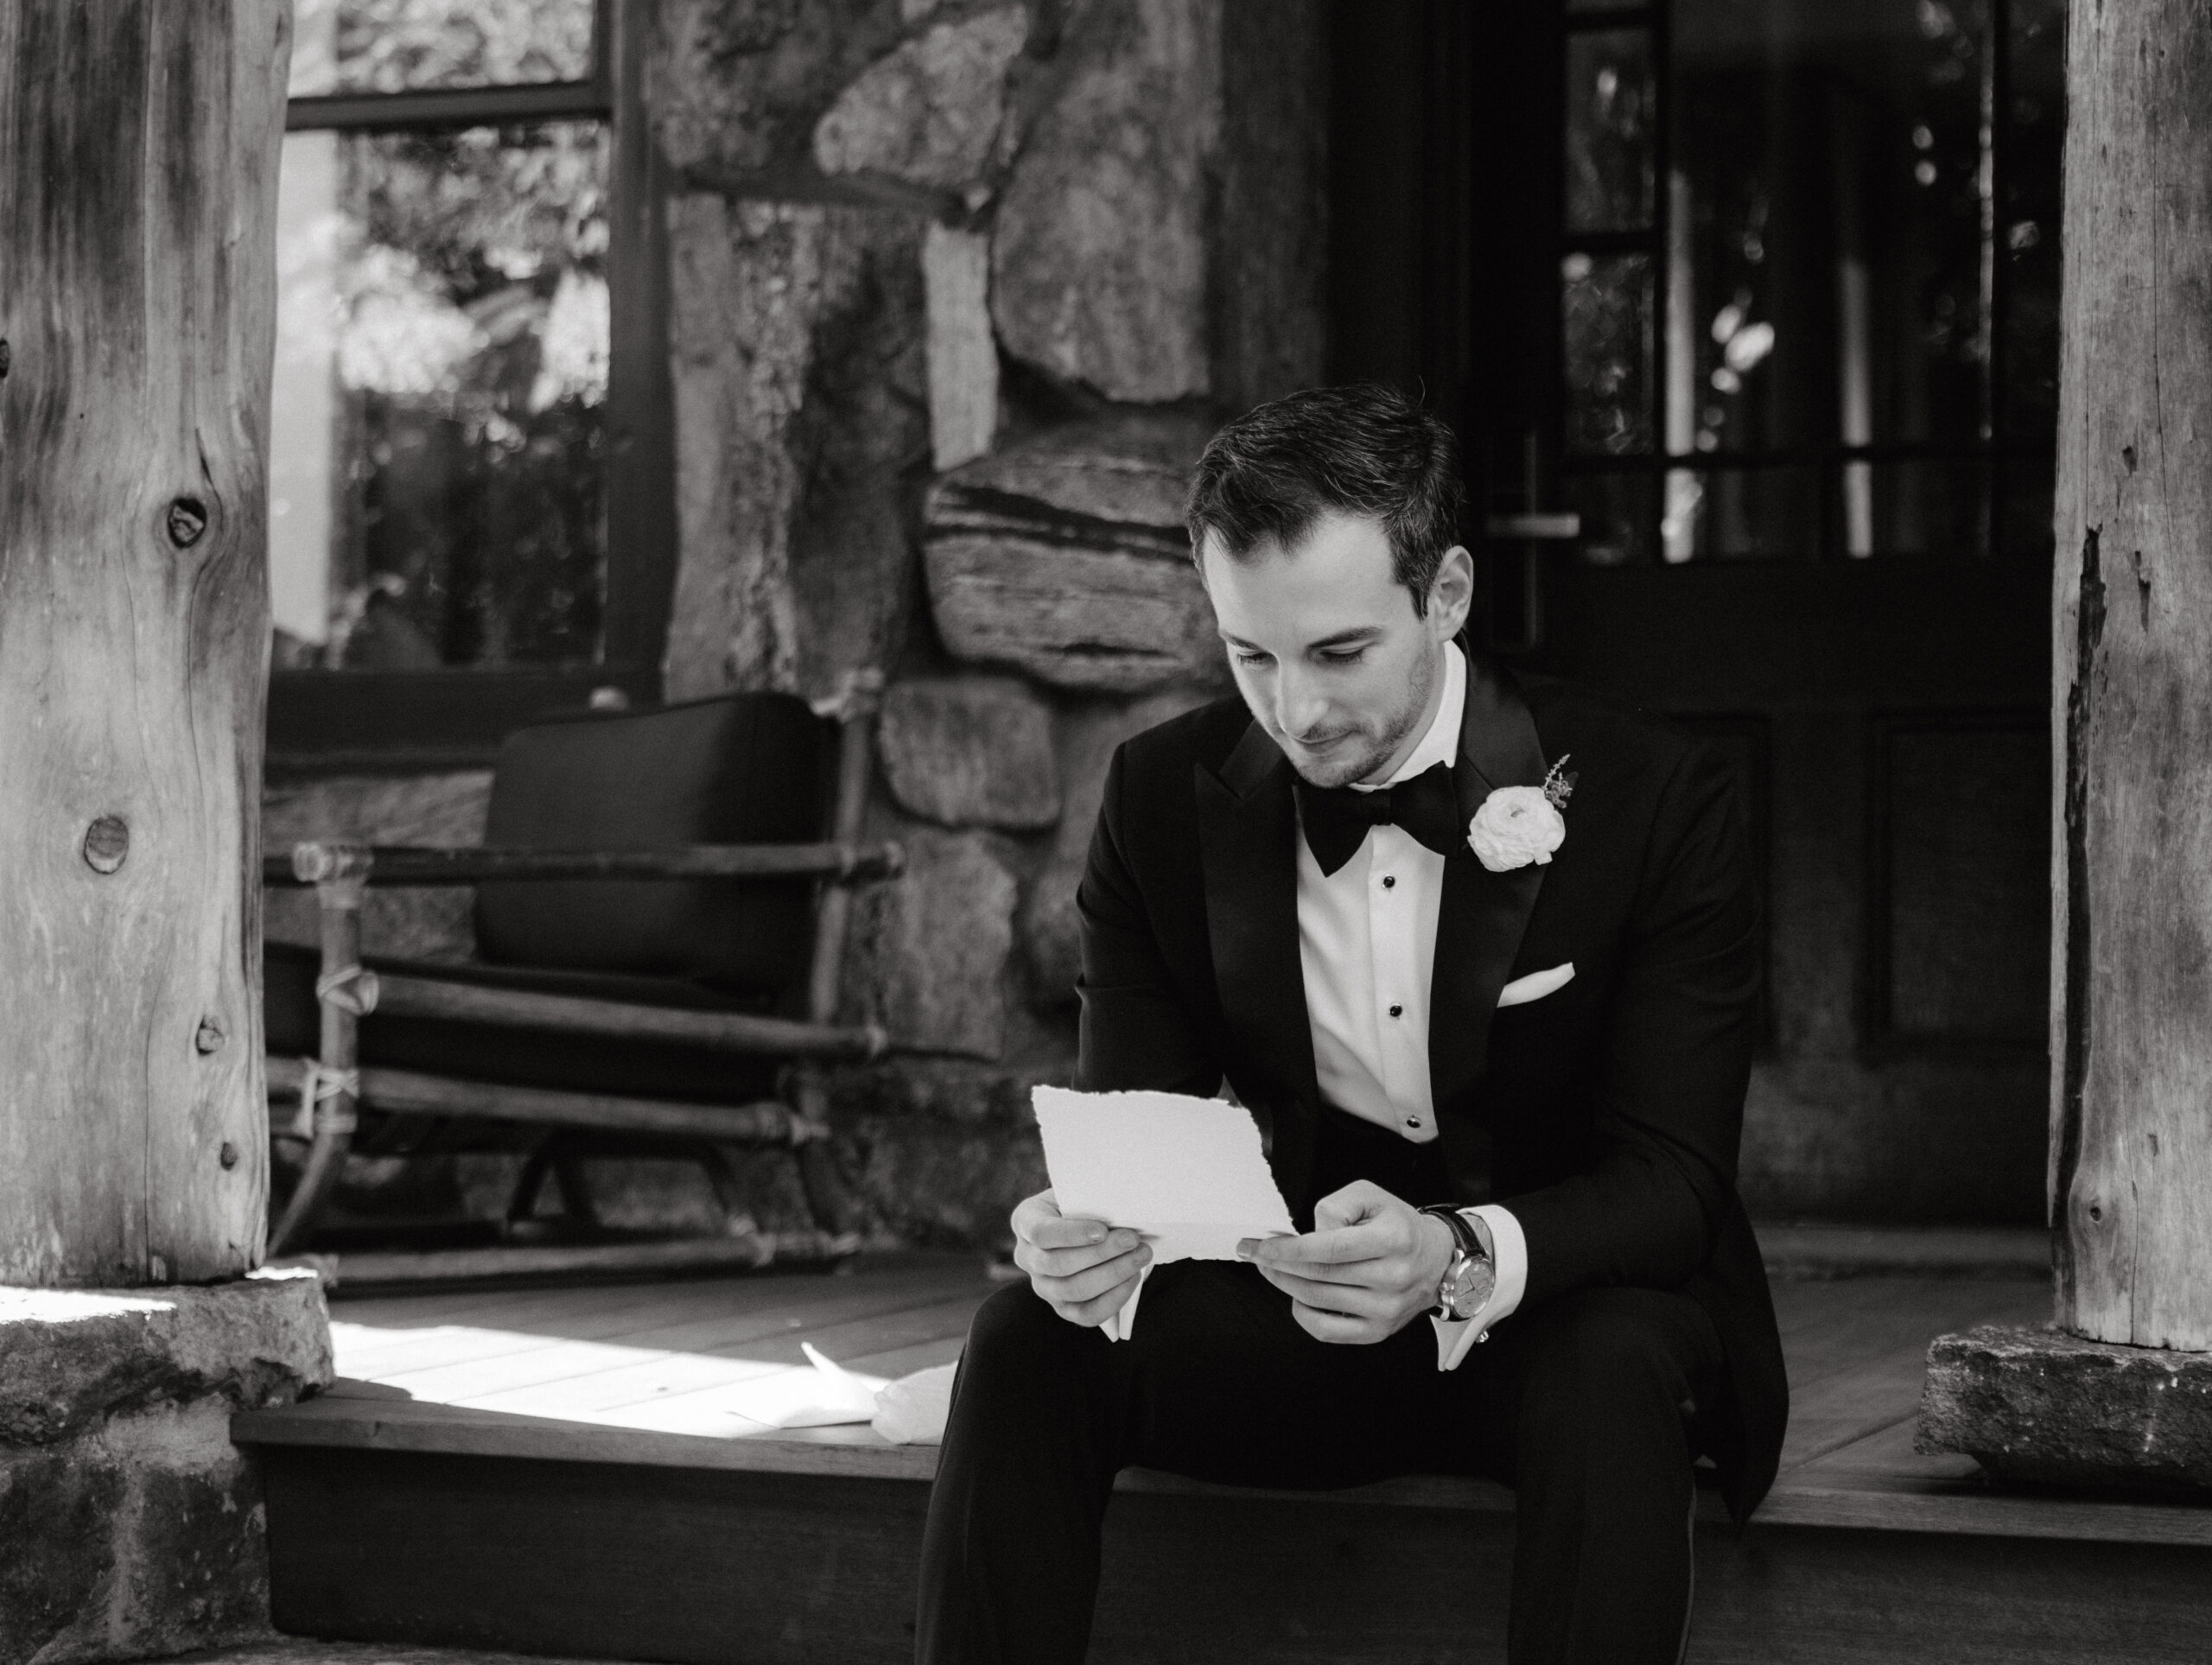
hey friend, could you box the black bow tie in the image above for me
[1294,761,1461,876]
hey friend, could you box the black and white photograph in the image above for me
[1,3,2206,1663]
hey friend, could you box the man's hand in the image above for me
[1238,1180,1454,1344]
[1010,1188,1153,1328]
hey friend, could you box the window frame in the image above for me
[1552,0,2045,566]
[267,0,675,778]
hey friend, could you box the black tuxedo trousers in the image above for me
[916,1104,1726,1664]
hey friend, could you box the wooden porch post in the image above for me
[0,2,290,1284]
[2050,0,2212,1355]
[1919,0,2212,1490]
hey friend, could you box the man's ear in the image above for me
[1427,544,1475,637]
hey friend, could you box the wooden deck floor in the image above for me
[237,1244,2203,1544]
[238,1246,2212,1665]
[321,1255,989,1439]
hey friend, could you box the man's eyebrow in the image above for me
[1215,626,1384,651]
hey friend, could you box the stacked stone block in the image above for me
[0,1278,333,1665]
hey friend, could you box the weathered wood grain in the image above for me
[2050,0,2212,1348]
[0,0,289,1282]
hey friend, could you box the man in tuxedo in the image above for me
[916,384,1787,1664]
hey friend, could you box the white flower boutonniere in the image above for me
[1467,756,1576,873]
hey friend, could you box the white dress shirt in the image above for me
[1294,642,1529,1369]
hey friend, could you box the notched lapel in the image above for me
[1197,721,1320,1201]
[1429,654,1550,1124]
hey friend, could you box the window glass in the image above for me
[289,0,596,99]
[269,122,610,670]
[1558,0,2059,565]
[1672,0,1992,464]
[1671,463,1821,560]
[1565,29,1656,234]
[1563,471,1656,567]
[1563,251,1654,455]
[1999,0,2065,556]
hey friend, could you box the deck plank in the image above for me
[1776,1280,2050,1473]
[842,1336,968,1378]
[272,1262,2212,1549]
[340,1264,995,1394]
[244,1257,2212,1665]
[332,1257,988,1366]
[327,1265,2051,1454]
[459,1295,987,1420]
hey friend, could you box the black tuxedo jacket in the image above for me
[1072,652,1789,1520]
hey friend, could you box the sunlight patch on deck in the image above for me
[328,1307,964,1440]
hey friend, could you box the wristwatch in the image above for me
[1419,1204,1496,1322]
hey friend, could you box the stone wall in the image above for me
[255,0,1325,1250]
[649,0,1326,1245]
[0,1277,332,1665]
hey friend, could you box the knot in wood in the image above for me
[0,338,10,378]
[166,497,208,549]
[219,1141,240,1171]
[82,816,130,874]
[194,1018,226,1054]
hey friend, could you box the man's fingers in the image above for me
[1254,1261,1390,1318]
[1036,1242,1150,1307]
[1246,1242,1402,1287]
[1010,1188,1124,1254]
[1008,1188,1059,1234]
[1244,1220,1396,1268]
[1311,1179,1391,1233]
[1015,1230,1143,1279]
[1058,1271,1141,1328]
[1290,1301,1382,1345]
[1026,1212,1116,1251]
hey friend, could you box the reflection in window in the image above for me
[1566,30,1656,234]
[1674,464,1821,560]
[1673,0,1989,556]
[1554,0,2060,563]
[1563,472,1656,568]
[1999,0,2065,546]
[1563,253,1653,455]
[289,0,595,99]
[269,122,609,670]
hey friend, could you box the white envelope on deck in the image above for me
[1497,962,1574,1008]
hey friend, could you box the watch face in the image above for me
[1440,1253,1497,1322]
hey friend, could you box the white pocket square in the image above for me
[1497,963,1574,1008]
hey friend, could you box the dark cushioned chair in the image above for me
[263,679,898,1271]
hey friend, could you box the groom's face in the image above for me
[1200,510,1472,789]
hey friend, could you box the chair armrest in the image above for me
[262,841,906,889]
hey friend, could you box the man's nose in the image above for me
[1274,668,1330,740]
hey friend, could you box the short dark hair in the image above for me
[1185,384,1465,614]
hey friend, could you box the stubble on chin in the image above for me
[1285,737,1390,790]
[1278,665,1437,790]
